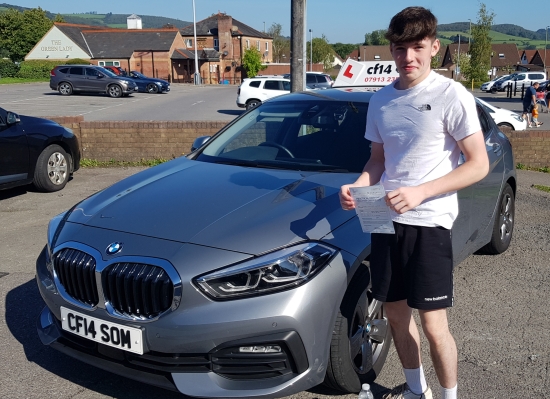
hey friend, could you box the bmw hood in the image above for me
[65,158,356,254]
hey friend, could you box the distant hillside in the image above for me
[438,22,546,40]
[0,3,192,29]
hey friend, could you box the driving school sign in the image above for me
[333,58,399,87]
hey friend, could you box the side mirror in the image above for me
[191,136,211,152]
[98,74,104,78]
[6,112,20,125]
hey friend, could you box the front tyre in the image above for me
[324,265,391,393]
[108,84,123,98]
[146,83,159,93]
[246,99,260,110]
[33,144,70,192]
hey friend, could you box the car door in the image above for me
[262,80,289,101]
[84,67,105,92]
[67,66,86,91]
[469,105,505,246]
[0,109,29,185]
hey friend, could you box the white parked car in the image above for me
[480,75,509,93]
[476,98,527,130]
[236,77,290,110]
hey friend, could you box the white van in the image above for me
[495,71,546,91]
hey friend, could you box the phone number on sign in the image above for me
[364,77,397,83]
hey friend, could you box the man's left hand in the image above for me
[386,186,426,214]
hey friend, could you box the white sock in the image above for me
[403,365,428,395]
[441,384,457,399]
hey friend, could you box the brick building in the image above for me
[25,12,273,85]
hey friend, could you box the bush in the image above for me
[16,58,91,79]
[0,59,20,78]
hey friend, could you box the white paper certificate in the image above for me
[349,185,395,234]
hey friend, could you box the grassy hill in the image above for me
[0,4,192,29]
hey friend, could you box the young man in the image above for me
[339,7,489,399]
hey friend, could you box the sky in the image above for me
[12,0,550,44]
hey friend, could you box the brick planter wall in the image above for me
[48,117,550,168]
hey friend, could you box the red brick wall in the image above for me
[47,118,550,168]
[504,130,550,168]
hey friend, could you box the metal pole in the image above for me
[457,35,460,80]
[192,0,200,85]
[545,26,548,75]
[290,0,305,92]
[309,29,312,72]
[468,19,471,46]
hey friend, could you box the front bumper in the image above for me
[36,241,350,398]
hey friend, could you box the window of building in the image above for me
[257,41,260,50]
[499,53,505,59]
[374,55,381,60]
[246,39,250,49]
[185,39,193,47]
[214,39,219,50]
[98,61,120,66]
[265,42,269,52]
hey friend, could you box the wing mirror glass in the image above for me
[191,136,211,152]
[6,111,20,125]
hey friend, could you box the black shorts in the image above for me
[523,103,534,113]
[370,222,454,310]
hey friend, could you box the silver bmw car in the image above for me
[36,88,516,398]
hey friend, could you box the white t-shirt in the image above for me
[365,71,481,229]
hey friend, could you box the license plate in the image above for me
[60,307,143,354]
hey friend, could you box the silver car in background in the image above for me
[36,88,516,398]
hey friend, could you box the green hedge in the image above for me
[0,59,20,78]
[16,59,91,79]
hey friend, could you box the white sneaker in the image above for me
[382,383,433,399]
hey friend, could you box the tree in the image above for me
[267,23,289,63]
[241,48,266,77]
[331,43,358,59]
[431,53,442,69]
[0,7,54,62]
[306,35,334,71]
[468,3,495,82]
[452,52,471,80]
[364,30,389,45]
[54,14,65,23]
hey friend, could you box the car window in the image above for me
[306,75,316,84]
[477,104,491,137]
[249,80,261,88]
[316,75,328,83]
[264,80,281,90]
[69,67,84,75]
[86,68,100,77]
[58,67,69,74]
[515,74,525,81]
[282,81,291,91]
[529,73,544,80]
[198,100,371,172]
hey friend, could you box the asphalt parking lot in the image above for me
[0,82,244,121]
[0,167,549,398]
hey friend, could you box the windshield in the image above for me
[131,71,146,78]
[99,67,117,78]
[196,100,371,173]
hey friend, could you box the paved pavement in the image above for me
[1,168,549,398]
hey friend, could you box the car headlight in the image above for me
[46,212,66,275]
[120,80,130,86]
[155,81,162,86]
[194,243,336,300]
[513,115,524,122]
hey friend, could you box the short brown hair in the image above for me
[385,7,438,44]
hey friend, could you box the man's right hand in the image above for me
[339,184,356,210]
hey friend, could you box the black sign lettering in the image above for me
[101,324,110,342]
[75,315,83,333]
[110,327,120,345]
[68,313,75,330]
[87,320,97,339]
[120,329,131,349]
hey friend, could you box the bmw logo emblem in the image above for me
[106,242,123,255]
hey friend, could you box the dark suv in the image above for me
[49,65,138,98]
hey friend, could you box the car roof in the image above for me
[267,87,376,104]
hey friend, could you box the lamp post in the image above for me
[192,0,200,85]
[309,28,312,72]
[468,19,472,46]
[545,26,549,75]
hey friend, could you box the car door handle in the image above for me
[492,143,501,153]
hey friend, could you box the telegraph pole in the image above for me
[290,0,305,92]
